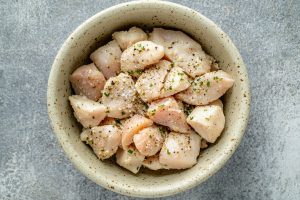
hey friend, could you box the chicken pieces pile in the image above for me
[68,27,234,174]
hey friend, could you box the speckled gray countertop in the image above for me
[0,0,299,199]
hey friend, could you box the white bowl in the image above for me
[47,1,250,198]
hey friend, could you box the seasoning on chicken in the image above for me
[147,97,192,134]
[69,26,234,174]
[135,60,172,102]
[175,70,234,105]
[69,95,107,128]
[120,41,164,76]
[112,27,148,50]
[116,145,145,174]
[143,154,166,170]
[133,126,164,156]
[149,28,211,77]
[187,100,225,143]
[80,125,121,160]
[69,63,106,101]
[159,132,201,169]
[99,117,125,128]
[121,114,153,149]
[133,97,149,116]
[90,40,122,79]
[101,73,136,118]
[160,66,191,98]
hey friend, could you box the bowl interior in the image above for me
[47,1,250,197]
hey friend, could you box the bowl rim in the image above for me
[47,0,251,198]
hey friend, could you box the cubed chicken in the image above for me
[121,114,153,149]
[187,100,225,143]
[147,97,192,134]
[133,126,164,156]
[69,63,106,101]
[149,28,211,77]
[80,125,121,160]
[69,95,106,128]
[101,73,136,118]
[175,70,234,105]
[116,146,145,174]
[159,132,201,169]
[160,66,191,98]
[135,60,172,102]
[143,154,166,170]
[90,40,122,79]
[99,118,126,149]
[112,27,148,50]
[120,41,164,75]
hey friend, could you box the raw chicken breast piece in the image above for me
[120,41,164,75]
[143,154,166,170]
[175,70,234,105]
[101,73,136,118]
[90,40,122,79]
[149,28,211,77]
[159,132,201,169]
[121,114,153,149]
[147,97,192,134]
[116,146,145,174]
[160,66,191,98]
[112,27,148,50]
[69,63,106,101]
[133,126,164,156]
[135,60,172,102]
[187,100,225,143]
[99,117,126,149]
[80,125,121,160]
[69,95,106,128]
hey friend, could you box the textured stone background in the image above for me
[0,0,299,199]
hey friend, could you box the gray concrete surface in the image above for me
[0,0,299,199]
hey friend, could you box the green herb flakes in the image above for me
[206,81,211,87]
[150,109,156,116]
[158,104,165,109]
[134,44,145,52]
[128,149,133,154]
[115,119,121,125]
[143,103,149,110]
[167,149,171,155]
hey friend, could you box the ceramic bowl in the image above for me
[47,0,250,198]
